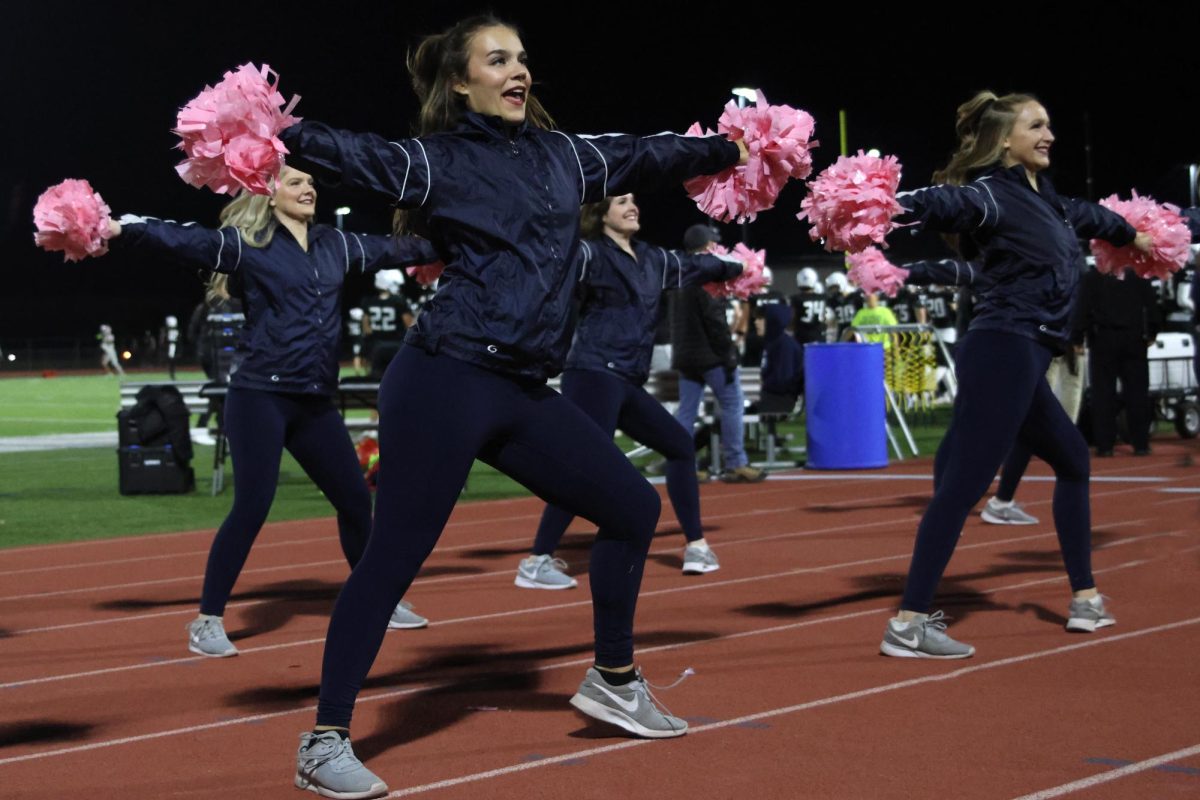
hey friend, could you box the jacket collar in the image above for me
[456,111,530,140]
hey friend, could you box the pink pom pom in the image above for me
[406,262,445,287]
[845,248,909,298]
[703,243,769,300]
[1089,192,1191,281]
[685,91,818,224]
[798,151,904,253]
[174,63,301,196]
[32,179,114,262]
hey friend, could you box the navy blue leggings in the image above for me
[316,348,661,728]
[995,445,1032,502]
[907,331,1093,612]
[200,388,371,616]
[533,369,702,555]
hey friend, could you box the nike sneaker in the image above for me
[880,610,974,659]
[1065,595,1116,632]
[569,667,688,738]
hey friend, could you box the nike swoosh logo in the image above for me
[593,682,640,713]
[893,633,919,648]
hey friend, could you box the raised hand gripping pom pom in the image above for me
[174,63,301,196]
[33,179,114,262]
[1089,192,1190,281]
[406,262,446,287]
[685,91,818,224]
[798,151,904,253]
[703,243,769,300]
[845,248,909,298]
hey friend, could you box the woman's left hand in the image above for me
[735,138,749,165]
[1133,231,1154,253]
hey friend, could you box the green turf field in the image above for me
[0,371,954,548]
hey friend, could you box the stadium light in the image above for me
[866,148,881,158]
[731,88,757,108]
[6,354,14,362]
[121,351,132,360]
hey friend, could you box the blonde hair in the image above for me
[205,191,280,303]
[934,91,1039,186]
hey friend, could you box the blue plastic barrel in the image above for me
[804,343,887,469]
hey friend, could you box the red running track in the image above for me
[0,441,1198,799]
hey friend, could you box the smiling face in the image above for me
[271,167,316,223]
[602,194,640,237]
[1002,101,1054,174]
[453,25,530,125]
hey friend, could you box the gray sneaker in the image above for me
[294,731,387,799]
[1066,595,1116,632]
[980,498,1039,525]
[569,667,688,738]
[514,554,578,589]
[187,615,237,658]
[387,600,428,629]
[681,544,720,574]
[880,611,975,659]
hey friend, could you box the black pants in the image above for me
[908,331,1094,612]
[316,348,661,728]
[200,388,370,616]
[532,368,702,554]
[1088,329,1150,451]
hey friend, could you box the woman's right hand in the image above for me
[1132,231,1153,253]
[108,220,122,237]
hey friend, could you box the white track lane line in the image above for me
[1007,743,1200,799]
[0,524,1182,688]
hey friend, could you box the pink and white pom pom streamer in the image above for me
[174,63,301,196]
[685,91,817,224]
[845,248,909,298]
[1089,192,1190,281]
[703,243,769,300]
[32,179,114,262]
[406,262,445,287]
[798,151,904,253]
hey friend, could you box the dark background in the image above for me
[3,1,1197,345]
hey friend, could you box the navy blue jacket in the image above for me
[280,115,740,381]
[759,301,803,397]
[567,236,741,385]
[897,164,1136,346]
[115,217,438,395]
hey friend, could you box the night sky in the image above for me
[3,1,1197,342]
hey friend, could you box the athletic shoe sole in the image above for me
[188,642,238,658]
[514,575,577,590]
[568,693,688,739]
[386,618,428,630]
[681,561,720,575]
[1065,617,1116,633]
[980,509,1036,525]
[294,772,387,799]
[879,641,974,659]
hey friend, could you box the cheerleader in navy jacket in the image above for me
[109,166,439,659]
[282,17,745,798]
[516,194,742,590]
[876,92,1152,661]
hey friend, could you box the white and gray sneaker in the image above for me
[569,667,688,738]
[681,544,720,574]
[880,611,975,659]
[980,497,1039,525]
[295,731,387,799]
[186,615,237,658]
[1065,595,1116,632]
[515,554,578,589]
[387,600,428,629]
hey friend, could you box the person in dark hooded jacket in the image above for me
[759,299,803,410]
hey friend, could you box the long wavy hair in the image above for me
[204,191,279,303]
[397,16,556,237]
[934,90,1039,186]
[408,15,555,136]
